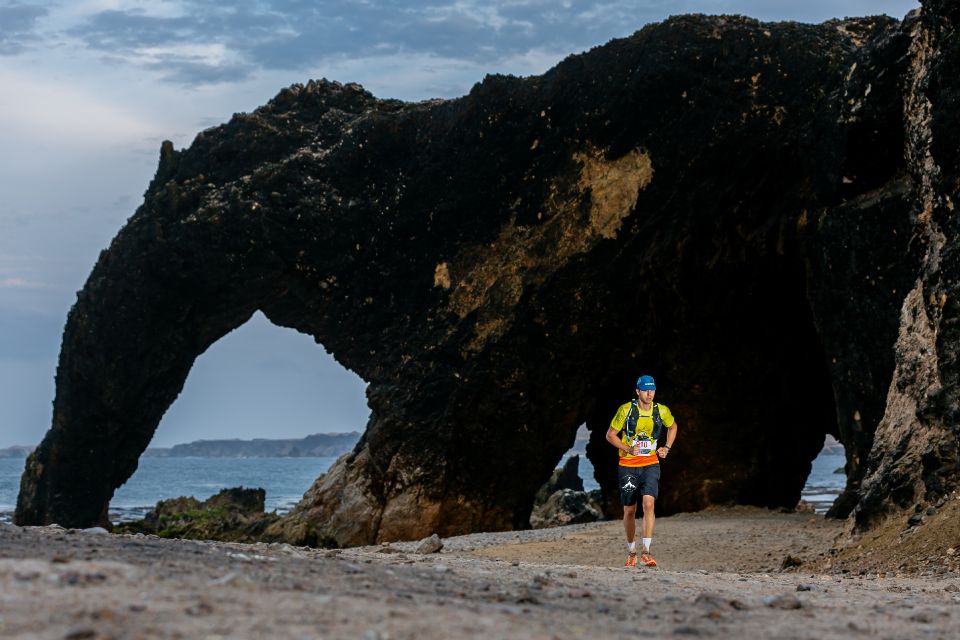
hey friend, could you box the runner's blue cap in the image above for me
[636,375,656,390]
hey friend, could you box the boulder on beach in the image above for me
[115,487,280,543]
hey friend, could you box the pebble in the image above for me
[764,594,803,610]
[185,601,213,616]
[673,625,711,636]
[415,534,443,554]
[515,588,540,604]
[693,592,730,610]
[79,527,110,536]
[208,572,238,586]
[532,573,551,586]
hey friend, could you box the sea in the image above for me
[0,449,847,525]
[0,457,339,525]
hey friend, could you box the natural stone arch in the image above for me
[18,7,960,546]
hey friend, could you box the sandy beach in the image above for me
[2,506,959,639]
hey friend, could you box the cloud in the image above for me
[62,1,662,87]
[0,66,158,146]
[0,277,48,289]
[12,1,920,88]
[0,2,48,55]
[106,40,254,84]
[66,3,289,85]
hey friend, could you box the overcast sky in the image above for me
[0,1,919,448]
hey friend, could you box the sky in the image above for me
[0,1,920,448]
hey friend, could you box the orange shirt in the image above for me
[610,401,675,468]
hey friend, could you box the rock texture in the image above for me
[15,2,960,544]
[530,456,601,529]
[530,489,602,529]
[114,487,280,543]
[534,455,584,506]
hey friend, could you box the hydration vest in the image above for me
[625,400,665,446]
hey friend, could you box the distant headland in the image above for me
[0,432,360,459]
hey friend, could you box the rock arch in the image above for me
[18,4,960,545]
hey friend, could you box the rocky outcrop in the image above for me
[841,0,960,529]
[115,487,280,542]
[530,489,602,529]
[534,455,584,505]
[15,2,960,543]
[530,456,600,529]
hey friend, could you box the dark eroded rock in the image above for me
[15,1,960,545]
[530,489,602,529]
[534,455,584,505]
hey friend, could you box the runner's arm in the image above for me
[658,422,678,457]
[606,426,636,454]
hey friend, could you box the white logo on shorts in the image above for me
[622,478,637,491]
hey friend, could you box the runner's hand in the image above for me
[657,447,669,458]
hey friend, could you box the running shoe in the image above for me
[625,552,637,567]
[639,551,657,567]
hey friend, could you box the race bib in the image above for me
[632,437,656,456]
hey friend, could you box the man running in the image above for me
[606,374,678,567]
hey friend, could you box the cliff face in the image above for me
[845,0,960,528]
[15,2,960,545]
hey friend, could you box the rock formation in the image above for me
[529,455,601,529]
[534,455,585,506]
[16,1,960,545]
[114,487,280,542]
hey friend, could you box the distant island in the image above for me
[144,432,361,458]
[0,432,361,459]
[0,445,34,459]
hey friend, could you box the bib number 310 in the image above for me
[632,438,655,456]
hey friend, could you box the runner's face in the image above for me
[637,389,655,404]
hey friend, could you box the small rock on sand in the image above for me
[416,534,443,554]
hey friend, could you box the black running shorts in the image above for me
[618,464,660,506]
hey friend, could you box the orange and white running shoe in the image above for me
[625,552,637,567]
[639,551,657,567]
